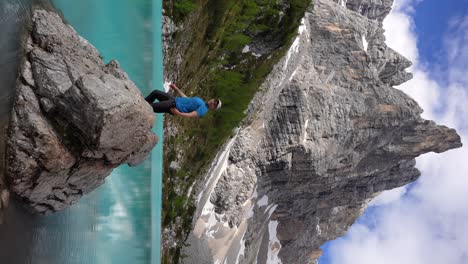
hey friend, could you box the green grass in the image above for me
[162,0,312,262]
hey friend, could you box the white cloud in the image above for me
[446,16,468,85]
[322,1,468,264]
[369,186,406,206]
[398,69,441,120]
[383,8,419,62]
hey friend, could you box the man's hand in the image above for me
[170,107,181,115]
[169,83,187,97]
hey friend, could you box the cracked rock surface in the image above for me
[5,9,157,214]
[182,0,462,263]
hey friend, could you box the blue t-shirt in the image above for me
[175,97,208,117]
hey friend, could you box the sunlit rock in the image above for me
[6,10,157,214]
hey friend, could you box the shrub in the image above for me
[173,0,197,22]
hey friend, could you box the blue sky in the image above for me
[413,0,468,67]
[319,1,468,264]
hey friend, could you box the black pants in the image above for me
[145,90,176,114]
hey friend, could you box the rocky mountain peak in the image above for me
[181,0,462,263]
[332,0,394,22]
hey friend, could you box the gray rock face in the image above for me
[183,0,462,263]
[5,9,157,214]
[162,14,177,80]
[332,0,393,22]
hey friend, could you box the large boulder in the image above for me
[5,9,157,214]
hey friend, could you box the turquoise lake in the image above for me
[0,0,164,263]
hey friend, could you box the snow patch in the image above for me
[194,134,238,237]
[267,220,283,264]
[187,182,195,198]
[201,202,219,233]
[362,35,368,52]
[235,234,246,264]
[252,52,262,58]
[207,225,222,239]
[302,119,309,143]
[197,133,238,203]
[340,0,347,7]
[241,44,261,57]
[257,195,269,207]
[316,224,322,235]
[298,18,307,35]
[247,205,255,219]
[247,189,258,219]
[283,18,307,71]
[197,190,203,204]
[289,69,298,81]
[266,204,278,217]
[283,37,301,71]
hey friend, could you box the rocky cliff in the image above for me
[5,9,157,214]
[182,0,462,263]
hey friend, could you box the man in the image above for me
[145,84,221,118]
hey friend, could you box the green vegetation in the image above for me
[162,0,312,262]
[172,0,197,22]
[164,0,198,23]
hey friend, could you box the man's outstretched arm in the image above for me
[170,108,198,118]
[169,84,187,97]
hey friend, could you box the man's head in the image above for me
[207,98,222,110]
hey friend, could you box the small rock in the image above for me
[169,161,181,170]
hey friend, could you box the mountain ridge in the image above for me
[178,0,462,263]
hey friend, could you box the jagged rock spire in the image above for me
[183,0,462,263]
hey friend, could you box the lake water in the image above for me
[0,0,164,263]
